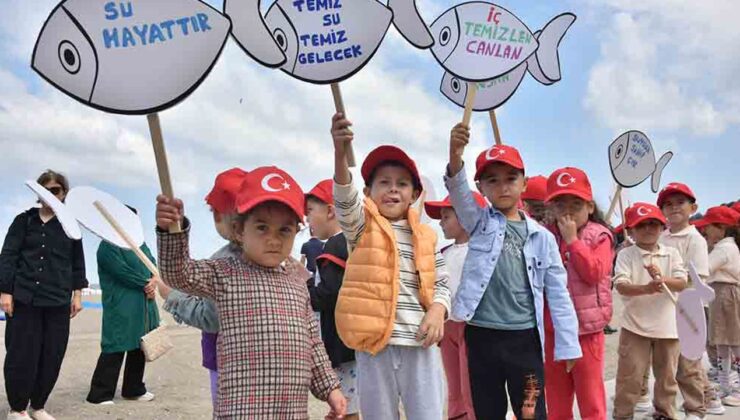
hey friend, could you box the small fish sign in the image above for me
[440,13,576,110]
[676,262,715,360]
[430,2,575,82]
[32,0,231,115]
[65,186,144,249]
[609,131,673,193]
[386,0,433,49]
[236,0,393,84]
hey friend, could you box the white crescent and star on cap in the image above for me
[636,206,651,216]
[556,172,577,188]
[261,173,291,193]
[485,147,506,160]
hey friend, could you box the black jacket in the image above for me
[307,232,354,367]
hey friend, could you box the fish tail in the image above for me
[651,151,674,193]
[529,13,576,84]
[388,0,433,49]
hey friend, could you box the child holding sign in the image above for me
[446,124,581,420]
[155,166,345,418]
[543,167,614,420]
[331,114,451,419]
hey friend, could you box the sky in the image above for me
[1,0,738,283]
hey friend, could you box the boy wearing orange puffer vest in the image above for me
[331,113,451,420]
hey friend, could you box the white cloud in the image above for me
[583,0,740,136]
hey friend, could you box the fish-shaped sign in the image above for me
[609,131,673,193]
[65,186,145,249]
[251,0,393,84]
[440,13,576,110]
[25,181,82,240]
[430,2,575,82]
[676,262,715,360]
[32,0,231,115]
[226,0,432,69]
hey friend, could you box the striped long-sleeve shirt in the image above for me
[334,181,451,346]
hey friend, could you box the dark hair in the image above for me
[365,161,422,192]
[37,169,69,193]
[236,201,302,227]
[305,195,329,207]
[589,203,612,230]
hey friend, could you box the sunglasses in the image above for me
[46,186,64,196]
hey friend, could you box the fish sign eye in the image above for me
[439,26,451,46]
[451,78,461,93]
[58,40,80,75]
[273,28,288,52]
[615,144,624,159]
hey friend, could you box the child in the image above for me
[446,123,581,420]
[331,113,451,419]
[612,203,687,419]
[657,182,723,417]
[304,179,360,419]
[155,166,345,418]
[158,168,246,408]
[521,175,548,224]
[543,167,614,420]
[425,193,487,420]
[697,206,740,406]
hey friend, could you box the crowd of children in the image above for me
[143,114,739,420]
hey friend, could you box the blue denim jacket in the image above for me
[445,167,582,361]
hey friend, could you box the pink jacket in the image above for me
[547,222,614,335]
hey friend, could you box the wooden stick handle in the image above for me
[330,83,356,168]
[618,191,626,225]
[489,109,502,145]
[147,113,181,233]
[94,201,160,278]
[462,82,478,127]
[605,185,623,224]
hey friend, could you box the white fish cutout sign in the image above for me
[430,2,575,82]
[676,262,715,360]
[257,0,392,84]
[32,0,231,115]
[25,181,82,240]
[609,131,673,193]
[387,0,433,48]
[65,186,145,249]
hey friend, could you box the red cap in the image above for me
[614,223,625,235]
[424,192,487,220]
[521,175,547,202]
[306,179,333,205]
[361,145,422,192]
[205,168,248,213]
[545,167,593,203]
[474,145,525,180]
[657,182,696,208]
[624,202,667,229]
[235,166,305,220]
[732,202,740,214]
[694,206,740,228]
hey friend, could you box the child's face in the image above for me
[305,198,334,241]
[477,163,526,213]
[364,166,420,221]
[630,219,664,248]
[439,207,466,241]
[237,204,299,268]
[704,224,725,247]
[523,199,547,223]
[213,211,234,241]
[661,194,697,229]
[550,195,594,230]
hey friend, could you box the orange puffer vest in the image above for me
[335,198,438,355]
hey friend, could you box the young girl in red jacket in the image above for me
[544,167,614,420]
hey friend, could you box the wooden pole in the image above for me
[605,185,622,224]
[94,201,160,277]
[462,82,478,127]
[330,83,356,167]
[147,113,181,233]
[489,109,502,145]
[618,190,626,225]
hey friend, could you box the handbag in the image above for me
[140,295,173,362]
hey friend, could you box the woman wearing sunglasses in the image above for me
[0,170,88,420]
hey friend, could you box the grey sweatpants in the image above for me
[356,345,446,420]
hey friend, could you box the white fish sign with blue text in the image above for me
[32,0,231,115]
[430,2,575,82]
[609,131,673,193]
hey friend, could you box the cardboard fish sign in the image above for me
[440,13,575,110]
[676,262,715,360]
[65,186,144,249]
[25,181,82,240]
[387,0,433,48]
[258,0,393,84]
[430,2,574,82]
[609,131,673,193]
[32,0,231,115]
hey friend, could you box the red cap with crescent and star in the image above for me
[235,166,305,220]
[624,202,667,229]
[546,167,593,203]
[474,145,524,180]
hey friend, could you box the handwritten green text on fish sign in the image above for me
[291,0,362,65]
[464,6,533,60]
[102,1,213,49]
